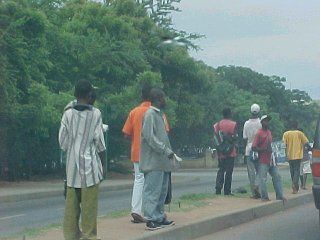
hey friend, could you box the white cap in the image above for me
[260,115,272,122]
[250,104,260,114]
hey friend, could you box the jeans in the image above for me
[143,171,169,222]
[289,160,301,191]
[131,163,144,215]
[246,157,260,196]
[215,157,235,194]
[259,163,283,200]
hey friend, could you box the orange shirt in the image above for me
[122,102,170,162]
[122,101,151,162]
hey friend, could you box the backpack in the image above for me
[213,121,235,155]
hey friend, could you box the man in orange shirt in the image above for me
[123,85,152,223]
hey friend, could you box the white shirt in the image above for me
[243,118,262,156]
[59,106,106,188]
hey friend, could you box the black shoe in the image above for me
[161,219,175,227]
[215,189,221,195]
[145,221,163,231]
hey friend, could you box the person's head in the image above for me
[150,88,166,109]
[260,115,272,129]
[289,120,298,130]
[74,80,94,104]
[222,108,232,119]
[141,84,151,102]
[250,103,260,118]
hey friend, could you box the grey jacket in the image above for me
[139,106,174,173]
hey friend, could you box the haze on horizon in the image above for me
[172,0,320,100]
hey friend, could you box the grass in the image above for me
[1,223,61,240]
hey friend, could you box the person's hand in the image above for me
[168,152,174,159]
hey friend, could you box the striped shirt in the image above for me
[59,105,106,188]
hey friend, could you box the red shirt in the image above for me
[214,119,237,158]
[252,129,272,164]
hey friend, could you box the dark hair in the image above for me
[150,88,165,104]
[290,120,298,129]
[222,108,232,118]
[141,84,151,101]
[74,80,93,99]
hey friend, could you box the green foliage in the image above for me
[0,0,318,180]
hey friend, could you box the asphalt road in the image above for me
[196,203,320,240]
[0,169,289,238]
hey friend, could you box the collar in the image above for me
[150,106,161,112]
[73,103,93,111]
[140,101,151,107]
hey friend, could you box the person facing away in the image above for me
[243,103,262,199]
[282,120,309,194]
[122,84,152,224]
[139,88,175,231]
[62,89,97,199]
[252,115,286,202]
[213,108,237,195]
[59,80,106,240]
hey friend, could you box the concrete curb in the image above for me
[133,192,313,240]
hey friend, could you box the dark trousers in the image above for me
[215,157,235,194]
[289,160,301,191]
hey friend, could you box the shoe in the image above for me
[250,195,260,199]
[261,198,271,202]
[131,213,145,223]
[277,197,287,203]
[292,188,298,194]
[145,221,163,231]
[253,188,261,198]
[161,219,175,227]
[216,190,221,195]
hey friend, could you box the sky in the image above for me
[172,0,320,99]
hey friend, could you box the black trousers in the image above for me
[289,160,301,191]
[215,157,235,194]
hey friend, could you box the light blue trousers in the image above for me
[143,171,169,222]
[259,163,284,200]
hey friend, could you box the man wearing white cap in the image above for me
[243,104,262,199]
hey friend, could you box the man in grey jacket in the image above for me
[140,88,175,231]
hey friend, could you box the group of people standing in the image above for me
[58,80,312,240]
[214,103,311,203]
[59,81,176,239]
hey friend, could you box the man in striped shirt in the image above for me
[59,80,106,240]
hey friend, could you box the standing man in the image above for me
[252,115,286,202]
[243,104,261,199]
[140,88,175,231]
[59,80,106,240]
[122,84,152,223]
[282,121,309,194]
[213,108,237,195]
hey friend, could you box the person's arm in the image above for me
[251,132,267,152]
[141,111,173,157]
[59,112,69,151]
[243,122,248,146]
[122,112,133,139]
[94,112,107,154]
[300,132,309,145]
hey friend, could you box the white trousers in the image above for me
[131,162,144,215]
